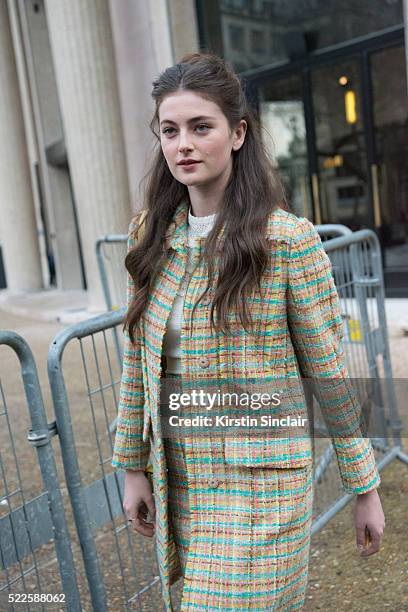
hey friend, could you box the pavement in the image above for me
[0,288,105,325]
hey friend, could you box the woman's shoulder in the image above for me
[266,207,316,243]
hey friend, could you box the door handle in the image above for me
[371,164,382,228]
[311,173,322,224]
[300,175,309,219]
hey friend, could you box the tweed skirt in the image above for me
[161,372,314,611]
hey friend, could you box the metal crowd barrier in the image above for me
[311,227,408,532]
[96,234,127,314]
[47,311,166,611]
[0,332,81,611]
[96,234,128,379]
[315,223,352,239]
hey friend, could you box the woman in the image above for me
[112,52,385,611]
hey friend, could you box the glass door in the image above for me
[370,45,408,294]
[258,75,313,219]
[250,32,407,294]
[311,58,371,230]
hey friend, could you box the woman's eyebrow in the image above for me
[160,115,216,126]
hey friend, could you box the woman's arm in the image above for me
[286,216,381,495]
[111,214,150,471]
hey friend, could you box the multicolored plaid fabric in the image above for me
[164,372,314,610]
[112,201,380,610]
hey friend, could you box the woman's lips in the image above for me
[179,161,201,170]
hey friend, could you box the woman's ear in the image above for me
[232,119,247,151]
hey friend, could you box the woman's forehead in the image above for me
[159,91,221,120]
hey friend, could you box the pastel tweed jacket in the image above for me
[112,200,380,610]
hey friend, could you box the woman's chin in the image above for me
[178,177,208,187]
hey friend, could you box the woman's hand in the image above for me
[354,488,385,557]
[123,469,156,537]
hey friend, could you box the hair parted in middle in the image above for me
[124,51,289,343]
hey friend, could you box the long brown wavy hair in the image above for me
[124,52,289,343]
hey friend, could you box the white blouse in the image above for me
[162,206,218,374]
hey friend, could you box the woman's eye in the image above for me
[162,124,210,136]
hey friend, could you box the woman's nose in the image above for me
[178,130,193,151]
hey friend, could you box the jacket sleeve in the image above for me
[111,213,150,470]
[287,216,381,494]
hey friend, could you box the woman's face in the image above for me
[158,90,246,190]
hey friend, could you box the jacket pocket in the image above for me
[223,434,313,468]
[252,464,313,536]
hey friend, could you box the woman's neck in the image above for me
[187,188,224,217]
[188,201,220,217]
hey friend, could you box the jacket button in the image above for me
[201,295,211,306]
[208,478,219,488]
[199,356,210,368]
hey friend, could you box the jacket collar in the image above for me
[164,198,225,252]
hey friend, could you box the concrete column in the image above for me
[0,2,42,292]
[167,0,199,63]
[109,0,199,211]
[108,0,174,211]
[17,0,84,291]
[44,0,131,311]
